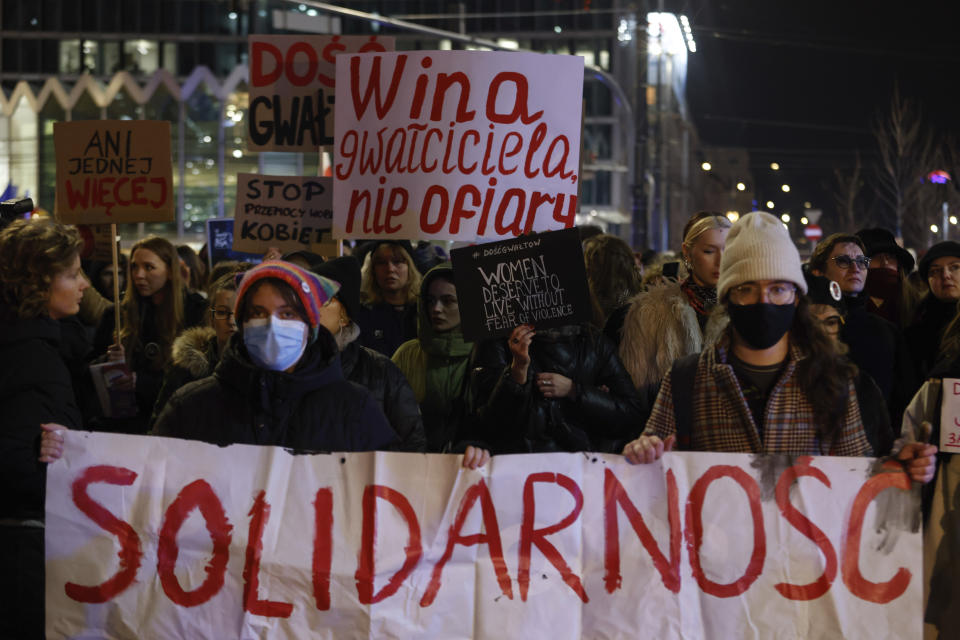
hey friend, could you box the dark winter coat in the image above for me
[93,290,208,432]
[841,294,917,425]
[355,300,417,358]
[905,294,958,380]
[154,329,398,452]
[339,336,426,452]
[471,324,647,454]
[0,313,82,520]
[151,326,219,424]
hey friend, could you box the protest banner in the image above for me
[939,378,960,452]
[332,51,584,241]
[47,431,920,639]
[451,228,592,340]
[248,35,395,152]
[232,173,337,255]
[54,120,174,225]
[206,218,263,269]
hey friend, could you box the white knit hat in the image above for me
[717,211,807,300]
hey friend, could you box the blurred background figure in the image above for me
[907,241,960,380]
[176,244,207,296]
[393,263,473,453]
[93,236,207,433]
[313,256,426,452]
[618,212,731,402]
[356,240,421,357]
[856,227,920,328]
[581,234,644,343]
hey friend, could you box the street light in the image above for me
[951,216,958,225]
[804,201,812,209]
[770,162,780,171]
[781,184,790,193]
[781,213,791,223]
[800,216,809,225]
[701,162,712,171]
[766,201,775,209]
[736,182,746,191]
[931,224,940,233]
[726,211,740,222]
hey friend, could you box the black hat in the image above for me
[311,256,361,320]
[803,270,846,313]
[919,241,960,280]
[282,250,325,271]
[855,228,915,273]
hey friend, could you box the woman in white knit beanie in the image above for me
[621,212,935,483]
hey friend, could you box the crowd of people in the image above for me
[1,209,952,636]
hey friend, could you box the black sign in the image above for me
[206,218,264,270]
[451,228,591,341]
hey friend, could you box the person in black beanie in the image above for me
[313,255,426,453]
[906,241,960,380]
[855,227,920,329]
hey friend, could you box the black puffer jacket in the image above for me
[0,313,82,520]
[471,324,647,454]
[340,337,427,452]
[155,329,398,451]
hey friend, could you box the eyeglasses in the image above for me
[211,307,235,320]
[831,255,871,270]
[729,282,797,305]
[928,263,960,280]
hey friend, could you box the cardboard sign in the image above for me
[248,35,395,151]
[76,224,115,262]
[939,378,960,452]
[451,228,591,340]
[46,432,921,639]
[206,218,263,269]
[333,51,584,241]
[232,173,336,255]
[54,120,174,224]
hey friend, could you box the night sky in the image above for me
[678,0,960,232]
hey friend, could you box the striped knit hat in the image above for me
[718,211,807,300]
[234,260,339,328]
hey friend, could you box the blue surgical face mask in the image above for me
[242,317,308,371]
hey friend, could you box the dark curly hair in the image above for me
[0,218,83,320]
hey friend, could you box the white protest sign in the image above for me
[47,432,920,639]
[232,173,336,255]
[333,51,584,241]
[939,378,960,452]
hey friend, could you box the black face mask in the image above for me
[727,302,796,350]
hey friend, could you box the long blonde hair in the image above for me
[120,236,185,366]
[360,243,422,305]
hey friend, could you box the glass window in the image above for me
[123,40,159,75]
[10,97,39,208]
[143,83,180,235]
[105,86,142,121]
[222,88,259,218]
[41,40,59,74]
[42,0,61,30]
[3,40,20,73]
[183,88,221,232]
[161,43,178,74]
[60,40,82,74]
[38,98,66,213]
[81,0,98,31]
[103,41,121,74]
[70,91,102,121]
[21,39,40,73]
[81,40,99,74]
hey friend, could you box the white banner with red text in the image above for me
[332,51,583,241]
[46,431,920,639]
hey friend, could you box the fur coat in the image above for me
[618,282,727,389]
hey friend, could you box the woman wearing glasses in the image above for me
[906,241,960,379]
[622,212,934,481]
[150,271,242,422]
[809,233,917,425]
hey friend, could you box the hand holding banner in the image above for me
[46,432,921,639]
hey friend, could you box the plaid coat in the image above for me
[644,343,871,456]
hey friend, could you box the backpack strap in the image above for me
[670,353,701,450]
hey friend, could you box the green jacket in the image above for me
[392,263,473,451]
